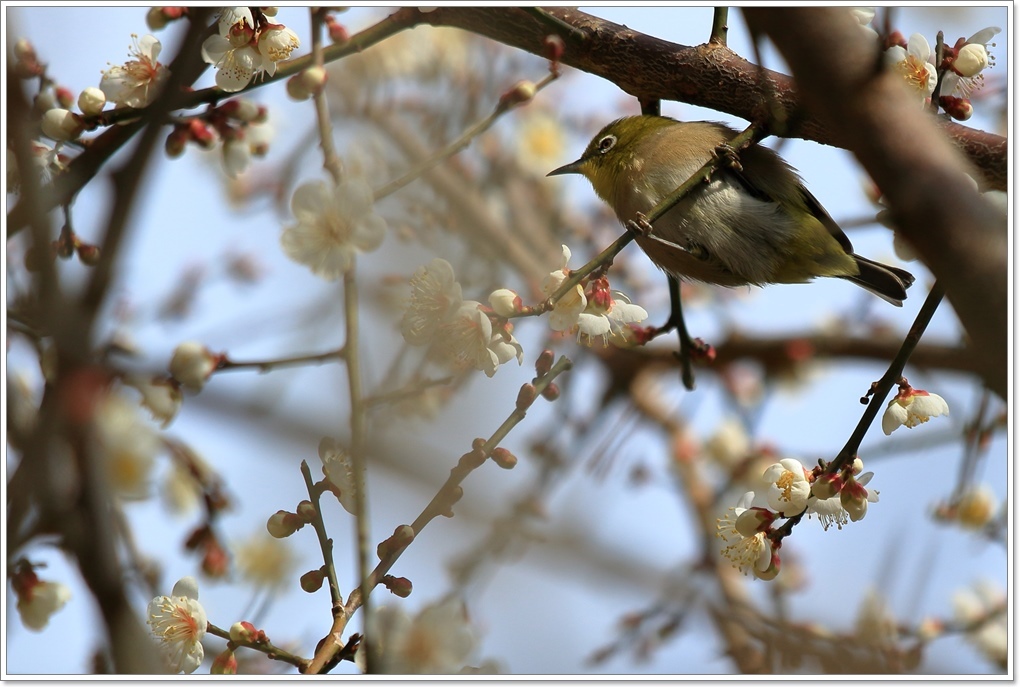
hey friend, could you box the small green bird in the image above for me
[548,115,914,305]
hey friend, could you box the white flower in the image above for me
[716,492,775,578]
[280,178,386,279]
[169,341,218,392]
[514,111,566,177]
[365,599,477,674]
[100,34,169,108]
[854,588,897,648]
[125,375,182,428]
[201,36,264,93]
[942,27,1000,97]
[217,7,254,36]
[705,417,751,468]
[319,436,362,516]
[542,245,587,332]
[94,394,160,500]
[882,387,949,434]
[885,33,937,104]
[235,530,297,589]
[761,458,811,516]
[257,24,300,76]
[401,258,463,345]
[576,291,648,347]
[953,580,1007,667]
[14,572,71,631]
[954,484,997,529]
[221,137,251,178]
[147,577,207,674]
[432,300,499,376]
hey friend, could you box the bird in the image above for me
[548,115,914,305]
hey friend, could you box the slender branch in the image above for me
[310,8,344,184]
[372,71,558,201]
[215,347,345,374]
[342,356,573,619]
[710,7,729,45]
[829,282,946,474]
[207,622,310,672]
[300,461,343,610]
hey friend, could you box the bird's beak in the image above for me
[546,159,585,177]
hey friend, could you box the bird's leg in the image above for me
[652,276,714,391]
[625,212,655,237]
[712,142,743,173]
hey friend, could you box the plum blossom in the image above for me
[319,436,362,515]
[762,457,811,516]
[363,599,477,674]
[147,577,207,674]
[431,300,523,377]
[100,34,169,107]
[716,492,777,579]
[12,566,71,631]
[885,33,937,104]
[882,385,949,434]
[280,177,386,279]
[401,258,463,345]
[942,27,1000,97]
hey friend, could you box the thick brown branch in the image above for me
[743,8,1006,400]
[416,7,1005,190]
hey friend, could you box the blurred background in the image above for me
[4,5,1010,675]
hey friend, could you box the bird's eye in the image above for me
[597,134,617,154]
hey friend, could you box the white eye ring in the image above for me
[597,134,617,154]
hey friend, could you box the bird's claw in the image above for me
[713,142,743,172]
[626,212,655,237]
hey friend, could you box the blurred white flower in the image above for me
[319,436,362,515]
[94,393,160,500]
[235,529,297,589]
[13,567,71,631]
[953,579,1007,667]
[281,178,386,279]
[401,258,463,345]
[364,598,477,674]
[854,588,898,648]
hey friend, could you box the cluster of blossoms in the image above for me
[716,456,879,580]
[202,7,300,93]
[401,258,523,377]
[489,245,649,347]
[882,21,1000,119]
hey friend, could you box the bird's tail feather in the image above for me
[840,255,915,306]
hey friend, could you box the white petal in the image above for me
[171,576,199,600]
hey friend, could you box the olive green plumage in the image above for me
[549,115,914,305]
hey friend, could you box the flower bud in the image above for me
[544,34,565,63]
[516,383,537,412]
[266,509,303,538]
[499,80,536,110]
[229,620,257,643]
[165,127,189,158]
[211,649,237,675]
[953,43,989,77]
[146,7,169,31]
[220,98,262,122]
[55,87,74,110]
[286,66,327,101]
[382,574,413,598]
[488,288,521,317]
[41,109,84,141]
[535,349,555,377]
[940,95,973,121]
[811,473,843,500]
[296,500,317,522]
[300,567,326,593]
[76,244,101,266]
[187,119,216,149]
[77,87,106,116]
[840,481,870,522]
[540,382,560,401]
[491,447,518,470]
[168,341,218,391]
